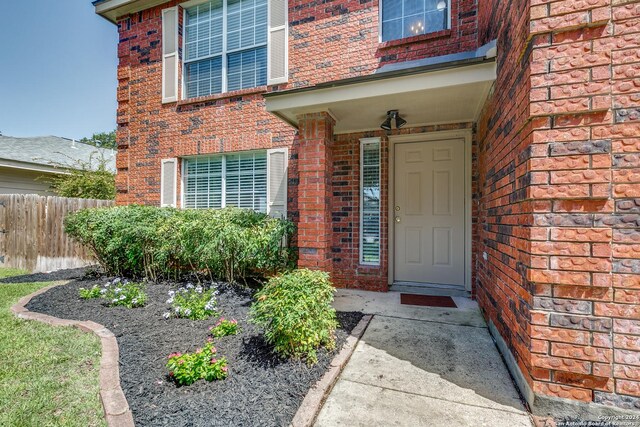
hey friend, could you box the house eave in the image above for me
[93,0,172,23]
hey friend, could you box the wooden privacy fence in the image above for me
[0,195,114,272]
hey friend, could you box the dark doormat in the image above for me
[400,293,457,308]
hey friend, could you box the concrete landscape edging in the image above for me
[10,283,135,427]
[291,314,373,427]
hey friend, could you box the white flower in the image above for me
[100,289,108,294]
[119,295,126,301]
[113,278,121,284]
[168,290,175,297]
[174,307,181,313]
[104,282,110,287]
[112,299,118,303]
[184,309,192,316]
[195,286,203,294]
[186,283,194,289]
[163,312,171,319]
[166,298,174,304]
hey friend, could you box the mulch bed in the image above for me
[23,270,362,427]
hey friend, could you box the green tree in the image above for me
[45,153,116,200]
[79,130,117,149]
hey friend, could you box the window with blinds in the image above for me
[183,152,267,212]
[184,0,268,98]
[360,139,381,265]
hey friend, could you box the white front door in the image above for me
[394,138,466,286]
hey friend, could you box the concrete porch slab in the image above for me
[322,290,533,426]
[334,289,485,327]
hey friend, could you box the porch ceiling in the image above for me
[265,61,497,135]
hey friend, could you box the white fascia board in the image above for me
[95,0,172,22]
[265,62,497,113]
[0,160,70,175]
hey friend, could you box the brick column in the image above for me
[525,0,640,410]
[296,112,335,272]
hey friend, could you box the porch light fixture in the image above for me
[436,0,447,11]
[381,110,407,130]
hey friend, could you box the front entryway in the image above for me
[393,138,466,287]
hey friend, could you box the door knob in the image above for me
[395,216,401,223]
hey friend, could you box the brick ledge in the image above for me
[10,283,134,427]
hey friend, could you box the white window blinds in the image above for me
[182,151,269,212]
[360,139,381,265]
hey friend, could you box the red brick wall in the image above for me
[477,0,640,410]
[111,0,481,285]
[475,0,534,408]
[525,0,640,409]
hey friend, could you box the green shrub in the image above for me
[166,343,228,386]
[78,285,101,299]
[250,269,338,364]
[163,284,218,320]
[64,205,295,282]
[209,318,240,338]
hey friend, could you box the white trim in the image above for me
[387,129,472,292]
[265,62,497,117]
[160,158,178,207]
[266,147,288,218]
[267,0,288,85]
[378,0,451,43]
[0,160,71,175]
[181,0,268,99]
[162,7,179,103]
[359,137,381,266]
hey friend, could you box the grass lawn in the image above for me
[0,268,105,427]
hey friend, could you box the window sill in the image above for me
[379,29,452,49]
[176,86,269,106]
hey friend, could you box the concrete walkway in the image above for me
[315,290,533,427]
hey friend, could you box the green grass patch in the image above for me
[0,268,105,427]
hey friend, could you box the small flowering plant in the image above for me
[166,342,228,386]
[163,283,218,320]
[209,318,240,338]
[102,279,147,308]
[78,285,102,299]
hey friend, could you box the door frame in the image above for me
[388,129,473,291]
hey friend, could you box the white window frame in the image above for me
[181,0,268,98]
[359,137,381,266]
[378,0,452,43]
[180,150,268,212]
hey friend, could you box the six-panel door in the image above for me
[393,138,466,286]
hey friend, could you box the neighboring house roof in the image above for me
[0,135,116,174]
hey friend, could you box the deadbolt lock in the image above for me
[395,206,400,211]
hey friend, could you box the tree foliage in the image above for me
[46,153,116,200]
[79,130,117,149]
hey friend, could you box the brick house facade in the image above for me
[95,0,640,417]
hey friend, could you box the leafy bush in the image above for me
[163,283,218,320]
[250,269,338,364]
[78,285,101,299]
[64,205,295,282]
[166,343,228,386]
[44,152,115,200]
[209,318,239,338]
[102,279,147,308]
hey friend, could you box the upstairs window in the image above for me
[184,0,268,98]
[381,0,449,42]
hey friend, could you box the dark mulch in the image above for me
[26,273,363,427]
